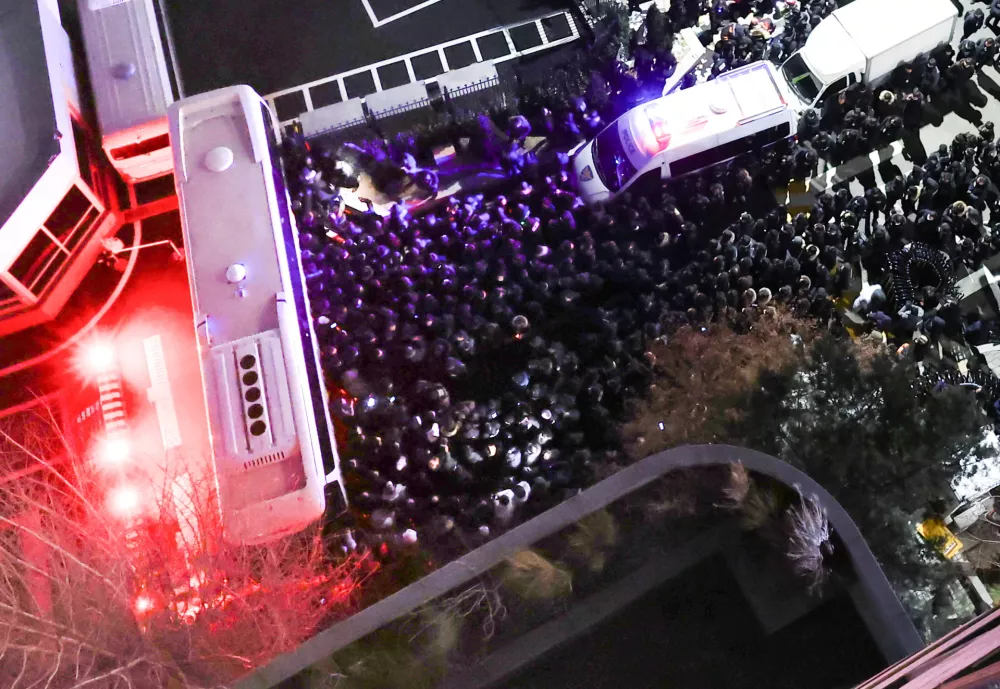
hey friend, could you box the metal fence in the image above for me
[370,96,438,138]
[309,116,376,148]
[445,75,512,121]
[264,9,581,131]
[577,0,611,24]
[300,75,516,146]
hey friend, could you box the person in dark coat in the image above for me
[964,8,985,41]
[921,58,942,95]
[903,91,925,130]
[977,37,999,68]
[880,114,904,143]
[947,57,976,87]
[876,89,898,118]
[988,0,1000,32]
[958,39,978,63]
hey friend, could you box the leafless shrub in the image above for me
[330,582,506,689]
[564,510,619,574]
[499,550,572,602]
[413,582,507,642]
[717,462,751,510]
[783,488,833,593]
[0,403,376,689]
[739,481,783,532]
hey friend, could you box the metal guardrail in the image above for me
[298,74,512,144]
[445,75,512,117]
[370,97,438,138]
[264,9,581,129]
[235,444,923,689]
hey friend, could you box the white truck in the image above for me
[778,0,958,112]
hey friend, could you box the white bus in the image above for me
[77,0,177,182]
[168,85,346,545]
[573,61,797,204]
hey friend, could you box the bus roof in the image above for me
[0,1,60,229]
[78,0,174,136]
[630,62,788,156]
[168,85,281,346]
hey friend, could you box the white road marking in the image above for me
[359,0,380,26]
[374,0,447,27]
[360,0,447,28]
[810,140,905,193]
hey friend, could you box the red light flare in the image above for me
[107,484,143,519]
[134,594,155,616]
[90,264,214,497]
[74,337,119,379]
[93,434,131,468]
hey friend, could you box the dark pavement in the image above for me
[163,0,572,97]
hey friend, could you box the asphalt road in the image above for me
[163,0,572,97]
[808,0,1000,213]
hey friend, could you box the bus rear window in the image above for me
[110,133,170,161]
[593,125,639,193]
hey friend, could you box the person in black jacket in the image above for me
[964,7,985,41]
[988,0,1000,31]
[902,90,925,130]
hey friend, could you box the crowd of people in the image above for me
[276,0,1000,549]
[283,126,1000,549]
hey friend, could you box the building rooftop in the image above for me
[0,1,60,230]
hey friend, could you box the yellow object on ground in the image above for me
[917,517,964,560]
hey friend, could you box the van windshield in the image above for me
[781,54,822,104]
[593,124,639,193]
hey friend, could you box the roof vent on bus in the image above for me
[710,100,728,115]
[243,451,286,471]
[226,263,247,284]
[205,147,235,173]
[112,62,136,80]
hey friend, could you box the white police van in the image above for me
[573,61,797,204]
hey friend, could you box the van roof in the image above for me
[832,0,957,60]
[633,62,789,153]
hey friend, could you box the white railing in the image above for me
[264,9,581,130]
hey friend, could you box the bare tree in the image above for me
[738,480,783,533]
[783,488,833,593]
[717,462,751,510]
[624,310,809,457]
[0,404,376,688]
